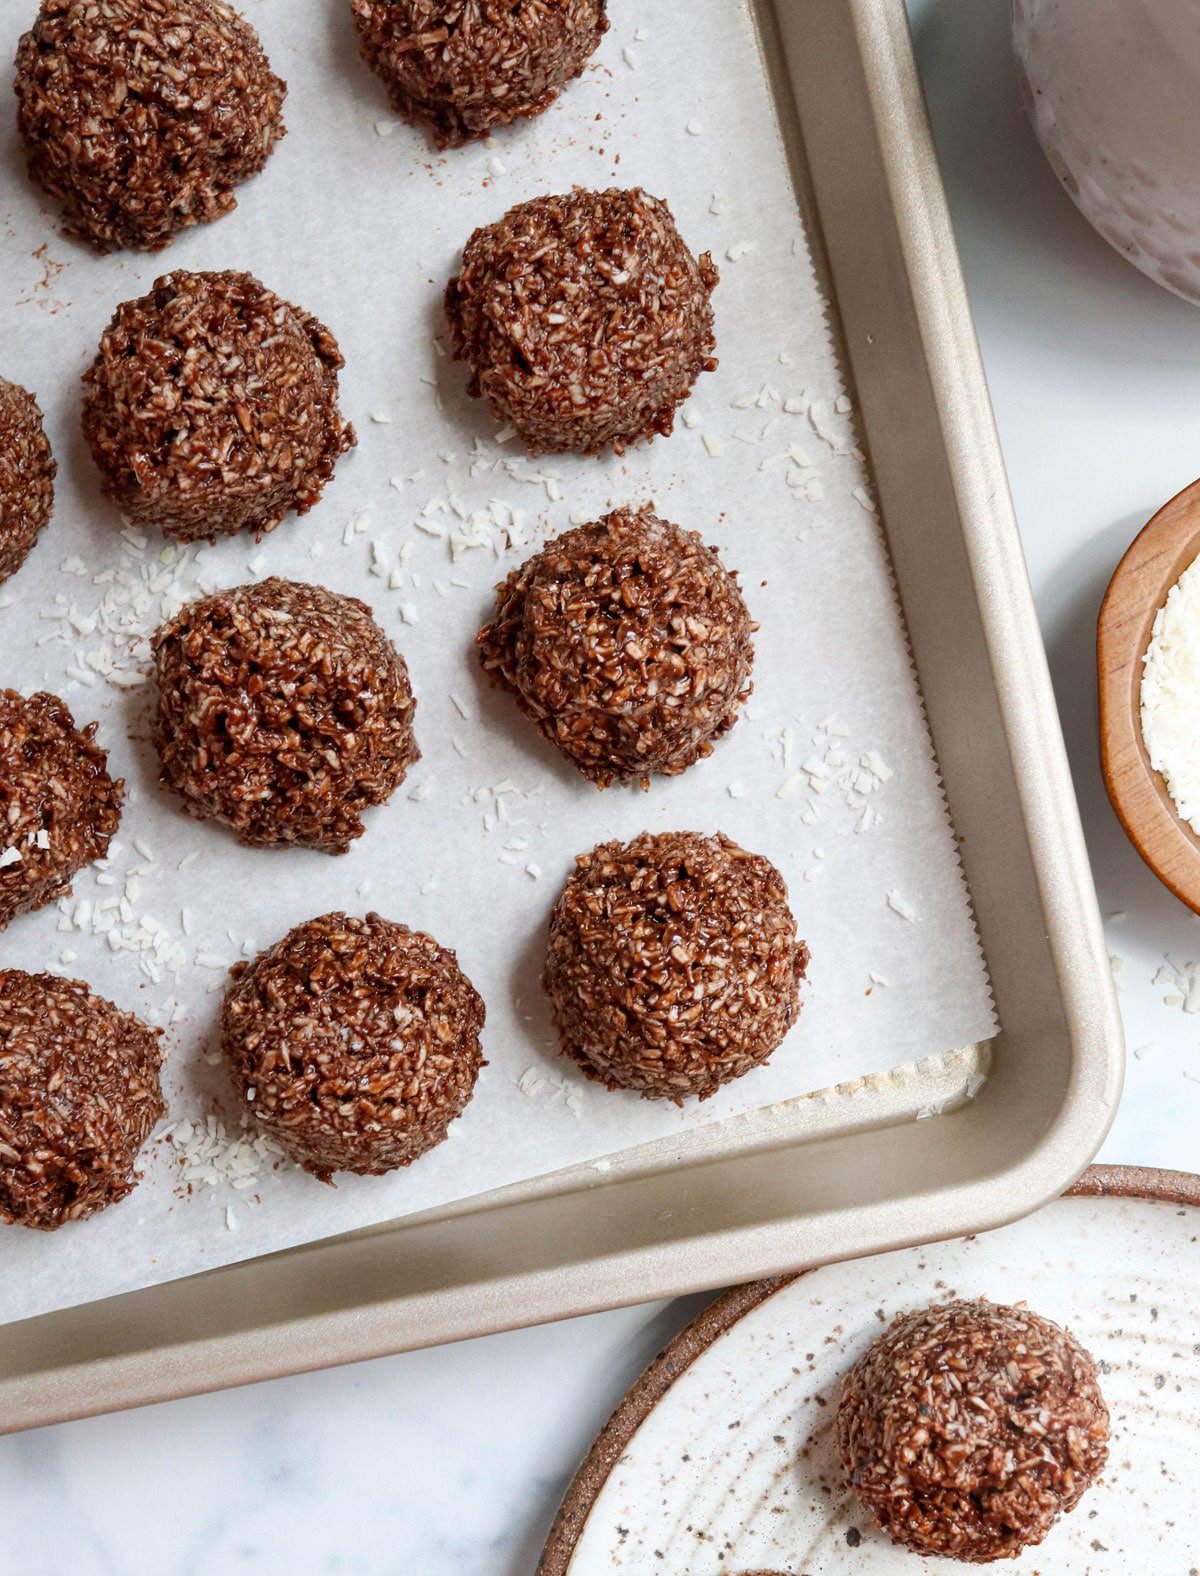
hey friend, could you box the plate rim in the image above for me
[536,1163,1200,1575]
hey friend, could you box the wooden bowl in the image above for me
[1098,477,1200,912]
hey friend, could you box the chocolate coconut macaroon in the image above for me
[837,1298,1110,1562]
[0,377,55,583]
[152,578,419,853]
[351,0,608,148]
[14,0,286,253]
[478,509,754,787]
[0,689,123,931]
[544,831,808,1101]
[222,912,485,1180]
[83,270,355,543]
[0,971,165,1230]
[446,188,718,454]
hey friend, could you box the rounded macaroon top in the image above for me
[14,0,286,253]
[544,830,808,1101]
[0,376,55,585]
[477,509,755,787]
[445,187,718,455]
[152,577,419,853]
[221,911,486,1179]
[82,269,355,542]
[0,689,123,931]
[837,1297,1110,1562]
[0,970,165,1231]
[350,0,608,148]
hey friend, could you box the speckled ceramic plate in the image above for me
[540,1165,1200,1574]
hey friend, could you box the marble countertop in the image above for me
[6,2,1200,1570]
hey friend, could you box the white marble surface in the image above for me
[5,2,1200,1569]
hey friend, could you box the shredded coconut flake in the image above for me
[1142,552,1200,835]
[162,1114,286,1194]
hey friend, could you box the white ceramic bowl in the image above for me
[1014,0,1200,303]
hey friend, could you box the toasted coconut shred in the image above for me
[478,508,755,787]
[837,1298,1110,1563]
[0,689,123,930]
[82,270,355,542]
[0,377,55,584]
[445,187,719,455]
[0,970,165,1231]
[152,578,420,853]
[350,0,608,149]
[221,912,486,1180]
[544,830,808,1101]
[13,0,286,254]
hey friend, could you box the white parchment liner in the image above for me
[0,0,995,1323]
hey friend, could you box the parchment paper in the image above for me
[0,0,996,1324]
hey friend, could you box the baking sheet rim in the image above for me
[0,0,1124,1430]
